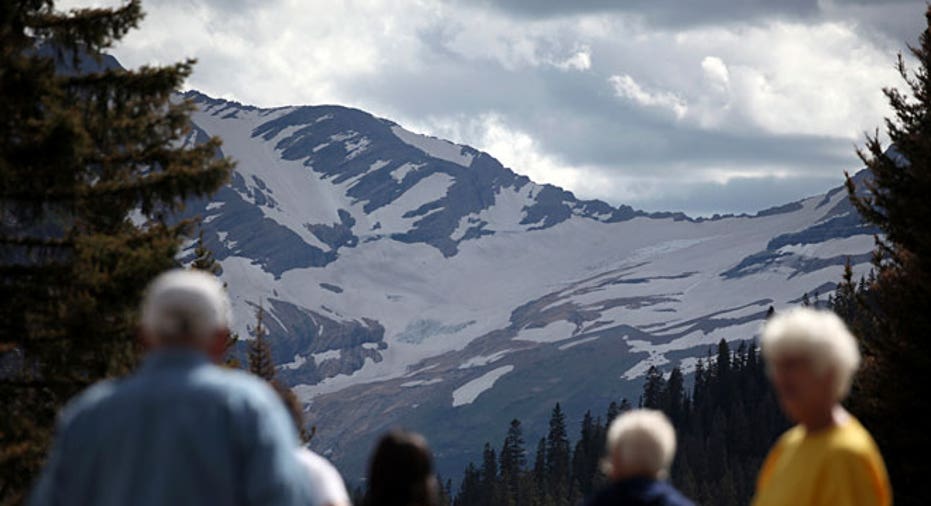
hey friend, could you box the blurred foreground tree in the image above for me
[0,0,232,502]
[841,7,931,504]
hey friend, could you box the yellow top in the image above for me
[753,417,892,506]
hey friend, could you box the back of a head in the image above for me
[604,409,677,481]
[366,430,439,506]
[140,269,231,349]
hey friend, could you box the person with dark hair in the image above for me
[364,431,439,506]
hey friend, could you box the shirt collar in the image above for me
[614,476,659,490]
[141,348,212,372]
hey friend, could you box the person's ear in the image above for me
[208,328,231,363]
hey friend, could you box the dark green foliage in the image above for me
[247,305,275,381]
[453,340,787,506]
[499,419,526,500]
[640,365,665,409]
[544,403,570,500]
[245,305,312,444]
[0,1,233,501]
[189,228,239,367]
[837,8,931,505]
[190,229,221,276]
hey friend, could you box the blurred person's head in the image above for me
[274,381,309,442]
[365,430,439,506]
[761,307,860,425]
[602,409,676,481]
[140,269,231,361]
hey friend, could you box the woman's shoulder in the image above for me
[830,418,881,453]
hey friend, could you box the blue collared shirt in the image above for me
[30,349,315,506]
[584,477,695,506]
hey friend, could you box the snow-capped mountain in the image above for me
[180,90,876,481]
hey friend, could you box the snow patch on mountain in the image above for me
[514,320,578,343]
[459,349,513,369]
[367,173,454,233]
[558,335,601,350]
[401,378,444,388]
[391,162,425,182]
[391,125,474,167]
[452,365,515,407]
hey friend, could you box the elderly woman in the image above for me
[753,307,891,506]
[585,409,694,506]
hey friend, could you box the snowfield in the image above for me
[452,365,515,407]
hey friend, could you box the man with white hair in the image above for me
[585,409,694,506]
[753,307,891,506]
[30,269,314,506]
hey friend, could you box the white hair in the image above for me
[604,409,676,479]
[140,269,231,345]
[761,306,861,400]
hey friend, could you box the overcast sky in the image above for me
[64,0,924,216]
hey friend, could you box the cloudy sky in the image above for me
[66,0,923,215]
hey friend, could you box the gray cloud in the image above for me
[76,0,924,215]
[451,0,820,26]
[622,174,846,216]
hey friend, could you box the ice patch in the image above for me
[312,349,341,363]
[459,349,512,369]
[282,354,307,370]
[452,365,514,407]
[366,173,455,234]
[369,159,390,173]
[557,336,600,351]
[400,378,443,388]
[627,239,709,263]
[513,320,577,344]
[395,319,475,344]
[391,162,425,182]
[391,125,474,167]
[345,137,370,159]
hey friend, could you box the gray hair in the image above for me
[604,409,676,479]
[761,307,861,400]
[140,269,231,345]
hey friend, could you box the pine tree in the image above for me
[840,8,931,503]
[545,403,570,501]
[570,410,599,496]
[479,442,498,505]
[190,229,221,275]
[499,418,526,500]
[532,437,547,493]
[246,305,311,443]
[455,463,482,506]
[190,227,239,367]
[0,1,232,500]
[247,305,276,382]
[662,366,685,425]
[640,366,666,409]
